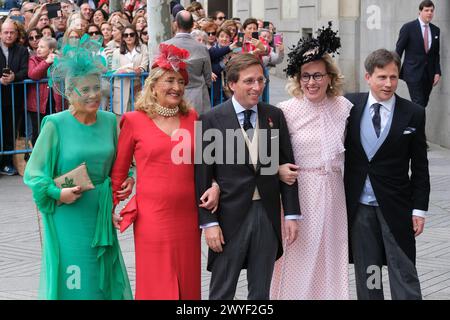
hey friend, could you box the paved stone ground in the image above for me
[1,75,449,300]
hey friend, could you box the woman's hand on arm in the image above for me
[116,177,135,201]
[279,163,299,186]
[112,206,123,230]
[199,182,220,213]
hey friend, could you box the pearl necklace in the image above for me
[155,104,179,117]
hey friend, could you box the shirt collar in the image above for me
[418,17,429,27]
[127,47,137,55]
[232,96,258,115]
[368,91,395,113]
[1,41,10,51]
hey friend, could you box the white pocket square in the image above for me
[435,36,439,39]
[403,127,416,135]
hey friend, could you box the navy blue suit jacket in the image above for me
[396,19,441,83]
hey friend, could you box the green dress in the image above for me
[24,110,132,300]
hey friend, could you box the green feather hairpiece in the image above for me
[48,34,107,98]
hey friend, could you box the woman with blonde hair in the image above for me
[110,43,220,299]
[61,26,84,46]
[66,12,88,33]
[271,23,353,300]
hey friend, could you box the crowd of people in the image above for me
[0,0,285,176]
[1,0,437,301]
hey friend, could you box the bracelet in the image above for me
[127,170,134,178]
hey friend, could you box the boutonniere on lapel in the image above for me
[268,117,274,128]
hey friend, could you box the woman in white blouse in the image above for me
[111,26,149,117]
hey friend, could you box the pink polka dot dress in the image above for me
[271,96,353,300]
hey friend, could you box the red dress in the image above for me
[111,109,201,300]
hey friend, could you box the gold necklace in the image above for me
[155,104,179,117]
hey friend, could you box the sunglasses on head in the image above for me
[123,32,136,38]
[28,35,42,41]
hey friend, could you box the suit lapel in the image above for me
[214,99,241,132]
[429,24,438,52]
[256,103,270,172]
[214,100,253,171]
[352,93,370,160]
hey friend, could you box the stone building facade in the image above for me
[184,0,449,147]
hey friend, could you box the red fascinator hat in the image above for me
[152,44,190,85]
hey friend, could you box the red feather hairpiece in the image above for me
[152,43,189,72]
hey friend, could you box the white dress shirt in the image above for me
[368,91,427,218]
[418,17,432,51]
[125,47,139,61]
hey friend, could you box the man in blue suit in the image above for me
[396,0,441,108]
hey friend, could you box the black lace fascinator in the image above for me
[285,21,341,78]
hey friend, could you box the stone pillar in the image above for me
[339,0,361,92]
[147,0,172,64]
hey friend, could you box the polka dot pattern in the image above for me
[271,96,353,300]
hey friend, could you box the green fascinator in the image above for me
[48,34,107,99]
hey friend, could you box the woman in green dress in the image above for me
[24,35,133,300]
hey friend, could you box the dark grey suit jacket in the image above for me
[164,33,212,114]
[195,99,301,271]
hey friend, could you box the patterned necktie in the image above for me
[243,110,253,132]
[424,24,429,53]
[372,103,382,138]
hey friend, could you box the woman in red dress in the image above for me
[111,44,219,300]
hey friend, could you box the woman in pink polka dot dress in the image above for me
[270,26,353,300]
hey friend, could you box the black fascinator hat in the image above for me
[285,21,341,78]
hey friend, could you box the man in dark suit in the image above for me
[344,49,430,300]
[396,0,441,108]
[195,54,301,300]
[0,20,29,175]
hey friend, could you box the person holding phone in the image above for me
[241,18,270,59]
[221,19,239,41]
[20,1,38,29]
[46,2,62,20]
[0,20,29,176]
[260,29,285,69]
[28,4,50,31]
[209,27,239,106]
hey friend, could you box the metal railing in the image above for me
[1,72,270,156]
